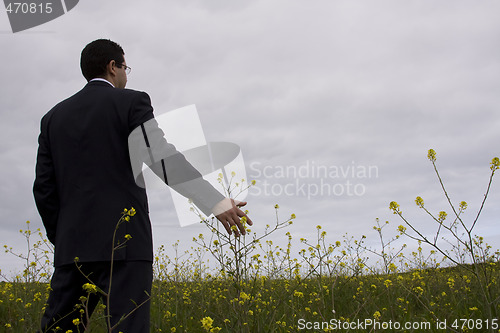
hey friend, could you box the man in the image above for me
[33,39,251,332]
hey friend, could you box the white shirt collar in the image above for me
[89,78,115,88]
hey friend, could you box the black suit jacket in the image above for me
[33,81,222,267]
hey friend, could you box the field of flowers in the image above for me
[1,152,499,332]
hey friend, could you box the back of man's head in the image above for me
[80,39,125,82]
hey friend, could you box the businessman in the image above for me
[33,39,251,332]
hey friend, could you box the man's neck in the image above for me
[90,77,115,88]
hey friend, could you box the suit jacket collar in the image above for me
[87,78,115,88]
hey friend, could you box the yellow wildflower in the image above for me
[239,291,250,301]
[128,207,136,216]
[427,149,436,162]
[438,211,447,222]
[389,201,401,214]
[82,283,98,294]
[491,157,500,171]
[201,317,213,331]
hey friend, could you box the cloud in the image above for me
[1,0,500,277]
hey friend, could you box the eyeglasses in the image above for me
[116,62,131,75]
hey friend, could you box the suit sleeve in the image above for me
[33,115,59,244]
[128,93,224,216]
[128,91,155,132]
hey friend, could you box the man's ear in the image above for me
[106,60,117,77]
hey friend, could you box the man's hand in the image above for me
[212,198,253,237]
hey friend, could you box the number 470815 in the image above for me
[6,2,53,14]
[451,318,498,330]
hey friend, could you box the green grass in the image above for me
[2,261,499,332]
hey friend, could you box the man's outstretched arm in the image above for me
[129,116,252,236]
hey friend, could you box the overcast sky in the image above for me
[1,0,499,277]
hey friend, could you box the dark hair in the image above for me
[80,39,125,81]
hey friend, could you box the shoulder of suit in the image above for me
[104,87,150,101]
[44,85,151,115]
[122,88,149,96]
[85,81,149,96]
[121,89,152,106]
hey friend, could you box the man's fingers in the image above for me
[214,199,252,236]
[223,210,247,237]
[221,220,231,235]
[235,207,253,226]
[231,200,252,226]
[231,209,252,232]
[228,214,245,236]
[228,220,241,237]
[245,216,253,226]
